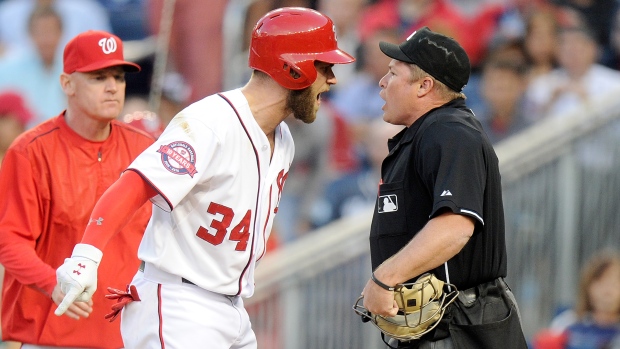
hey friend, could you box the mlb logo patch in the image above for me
[378,194,398,213]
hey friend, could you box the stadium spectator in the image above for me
[524,24,620,123]
[0,5,65,127]
[532,248,620,349]
[523,9,560,83]
[475,40,531,144]
[0,91,33,167]
[358,0,478,66]
[552,0,618,59]
[468,0,549,68]
[0,0,111,57]
[602,9,620,70]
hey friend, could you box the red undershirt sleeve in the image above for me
[80,170,157,251]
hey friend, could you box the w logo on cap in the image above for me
[63,30,141,73]
[98,37,118,54]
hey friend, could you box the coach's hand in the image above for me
[55,244,103,316]
[51,284,94,320]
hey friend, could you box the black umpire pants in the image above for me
[388,278,527,349]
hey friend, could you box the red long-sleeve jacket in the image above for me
[0,113,154,348]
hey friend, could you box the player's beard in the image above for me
[286,86,316,124]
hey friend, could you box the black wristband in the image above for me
[371,272,395,291]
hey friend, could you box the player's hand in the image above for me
[55,244,103,316]
[361,278,399,317]
[51,284,94,320]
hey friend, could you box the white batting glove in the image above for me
[55,244,103,316]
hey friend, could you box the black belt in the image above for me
[139,261,196,286]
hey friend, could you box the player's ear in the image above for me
[60,73,75,96]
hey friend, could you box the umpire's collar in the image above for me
[387,98,467,153]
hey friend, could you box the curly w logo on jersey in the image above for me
[157,141,198,177]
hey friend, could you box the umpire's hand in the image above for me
[362,278,399,317]
[55,244,103,316]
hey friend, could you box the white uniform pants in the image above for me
[120,262,257,349]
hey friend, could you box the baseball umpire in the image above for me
[356,27,528,348]
[54,7,354,349]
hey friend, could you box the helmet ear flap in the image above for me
[277,58,317,90]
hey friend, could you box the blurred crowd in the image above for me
[3,0,620,241]
[1,0,620,346]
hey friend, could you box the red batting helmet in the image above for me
[249,7,355,90]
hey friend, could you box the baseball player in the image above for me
[0,30,153,348]
[55,7,354,349]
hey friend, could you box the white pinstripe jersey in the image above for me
[127,89,294,297]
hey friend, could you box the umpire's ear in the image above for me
[60,72,75,96]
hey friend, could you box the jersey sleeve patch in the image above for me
[157,141,198,177]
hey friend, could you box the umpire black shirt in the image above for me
[369,98,507,290]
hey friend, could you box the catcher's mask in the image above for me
[353,273,458,343]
